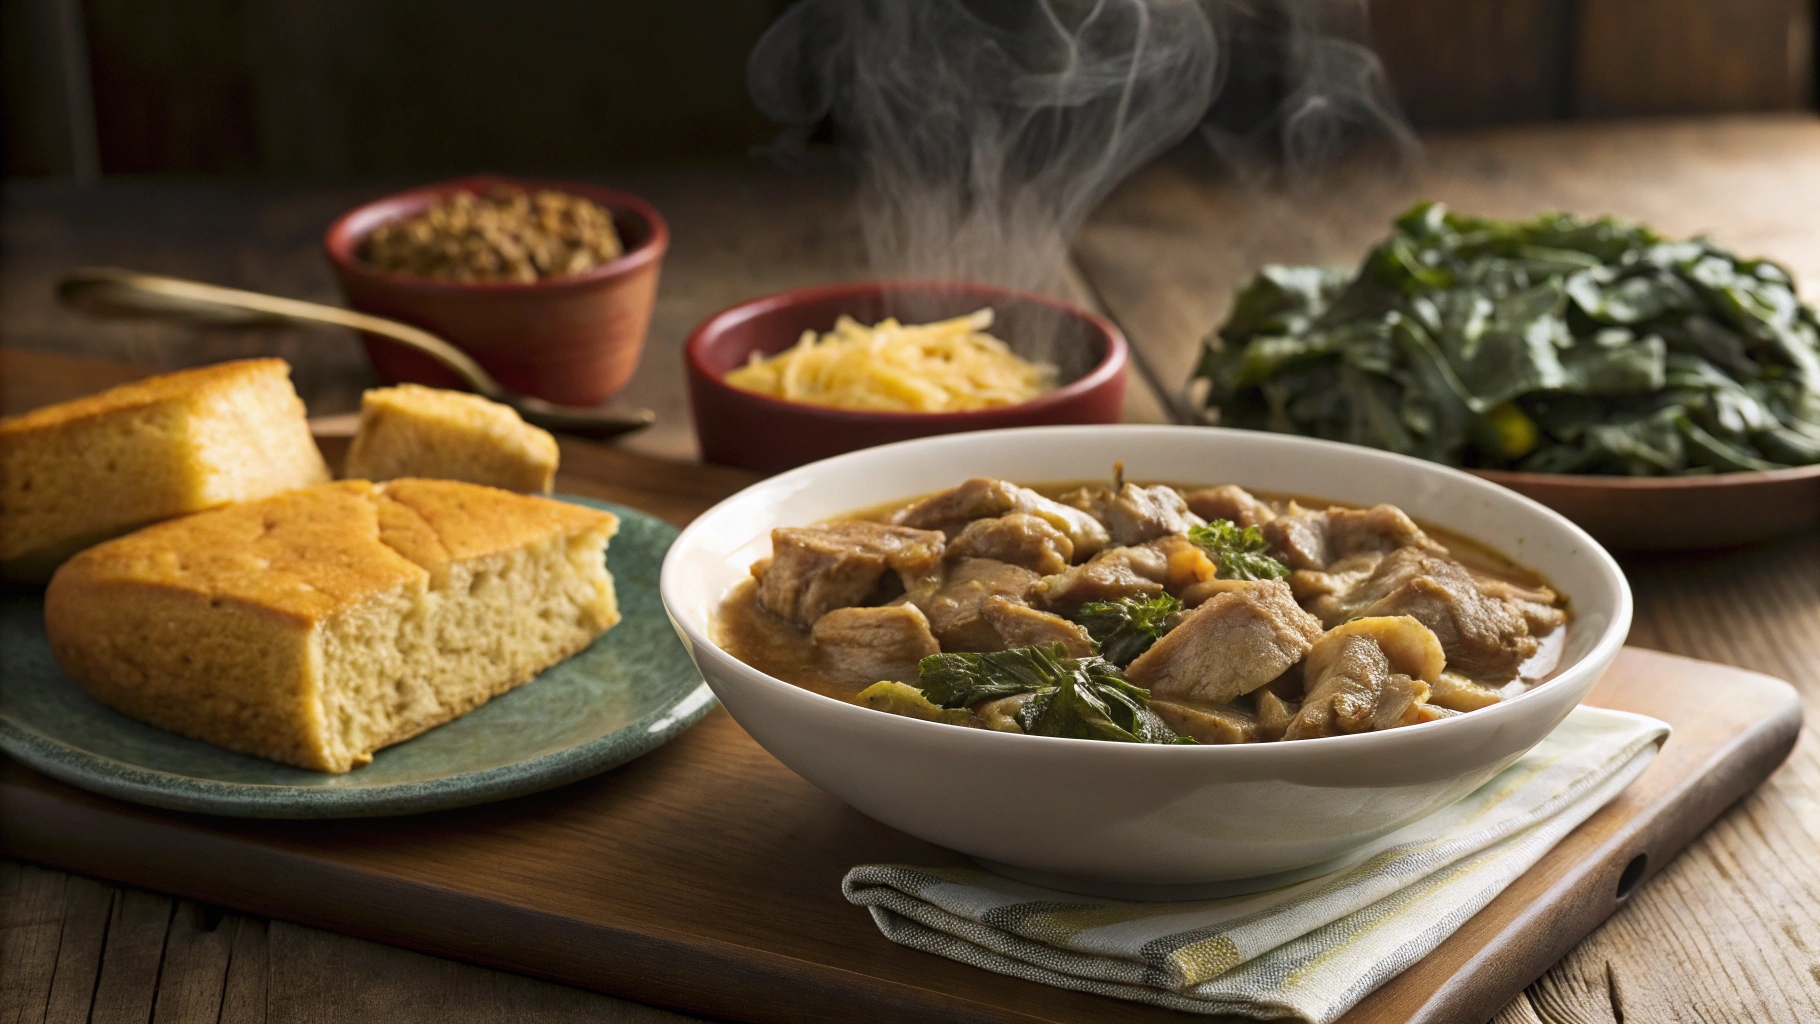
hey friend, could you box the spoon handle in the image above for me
[59,267,505,397]
[56,267,657,439]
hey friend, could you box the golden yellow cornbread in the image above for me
[0,359,331,581]
[343,384,559,493]
[43,478,620,772]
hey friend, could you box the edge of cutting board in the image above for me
[0,647,1801,1024]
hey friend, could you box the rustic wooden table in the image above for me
[4,114,1819,1023]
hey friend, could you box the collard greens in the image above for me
[1194,202,1820,475]
[916,644,1189,743]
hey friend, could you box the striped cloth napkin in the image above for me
[843,706,1669,1023]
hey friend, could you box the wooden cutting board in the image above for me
[0,640,1799,1023]
[0,419,1803,1023]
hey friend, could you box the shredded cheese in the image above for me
[723,309,1056,413]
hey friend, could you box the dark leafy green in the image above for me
[1186,519,1289,580]
[918,644,1076,708]
[914,644,1191,744]
[1071,593,1182,666]
[1195,202,1820,475]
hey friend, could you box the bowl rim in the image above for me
[660,423,1634,759]
[683,280,1129,425]
[1474,461,1820,490]
[322,173,670,294]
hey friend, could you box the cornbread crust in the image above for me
[0,359,331,581]
[44,479,620,772]
[344,384,560,493]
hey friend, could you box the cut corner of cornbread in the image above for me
[43,478,621,772]
[0,358,331,582]
[343,384,560,494]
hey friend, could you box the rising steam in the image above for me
[1236,0,1418,183]
[748,0,1417,314]
[748,0,1219,296]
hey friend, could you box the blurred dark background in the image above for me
[4,0,1812,181]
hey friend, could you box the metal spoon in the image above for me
[56,267,655,439]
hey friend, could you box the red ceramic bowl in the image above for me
[687,281,1128,472]
[323,174,668,406]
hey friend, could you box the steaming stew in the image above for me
[713,474,1570,744]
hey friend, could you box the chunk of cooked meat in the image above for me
[1405,703,1458,724]
[1373,580,1533,681]
[1124,579,1324,704]
[979,596,1096,657]
[1284,633,1433,740]
[1254,690,1298,741]
[1330,548,1538,682]
[1180,578,1256,608]
[1149,698,1259,744]
[1287,553,1385,610]
[892,477,1018,533]
[1307,616,1445,683]
[1300,549,1566,651]
[811,605,941,684]
[1038,535,1216,611]
[1184,484,1276,528]
[756,521,947,627]
[893,478,1108,557]
[1036,547,1167,611]
[945,513,1074,575]
[1472,573,1569,635]
[1058,483,1203,547]
[1261,503,1449,571]
[1429,671,1505,712]
[917,558,1042,651]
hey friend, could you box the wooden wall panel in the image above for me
[236,0,785,175]
[65,0,790,177]
[5,0,1819,178]
[82,0,259,175]
[1369,0,1574,127]
[1573,0,1811,116]
[3,0,82,176]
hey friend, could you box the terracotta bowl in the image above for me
[685,281,1128,472]
[323,174,668,406]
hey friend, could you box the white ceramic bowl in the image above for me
[660,426,1631,896]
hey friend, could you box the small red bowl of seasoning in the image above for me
[324,175,668,406]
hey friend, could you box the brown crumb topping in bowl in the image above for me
[361,185,624,284]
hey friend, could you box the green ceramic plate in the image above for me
[0,498,714,818]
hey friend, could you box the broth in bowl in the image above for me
[715,471,1569,745]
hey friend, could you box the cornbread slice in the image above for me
[44,479,620,772]
[0,359,331,582]
[343,384,559,493]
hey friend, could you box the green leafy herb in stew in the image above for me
[1194,201,1820,475]
[1072,593,1184,666]
[1187,520,1289,581]
[916,644,1192,744]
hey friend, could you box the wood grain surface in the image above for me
[7,115,1820,1021]
[1572,0,1812,117]
[1,344,1814,1023]
[1368,0,1573,127]
[0,636,1800,1024]
[0,168,1166,465]
[1073,114,1820,1022]
[10,0,1807,178]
